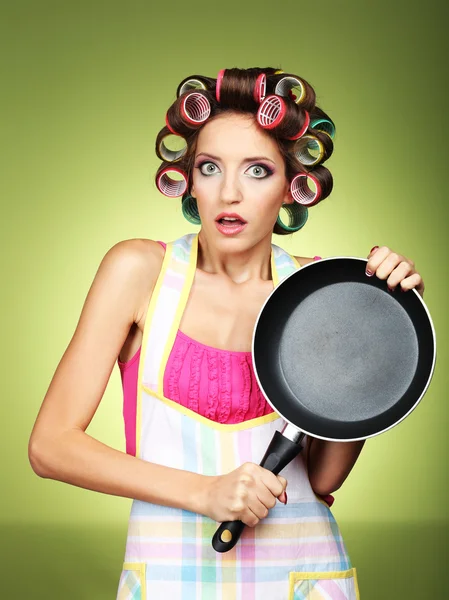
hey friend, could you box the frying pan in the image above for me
[212,256,436,553]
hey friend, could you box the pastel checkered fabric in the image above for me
[116,234,360,600]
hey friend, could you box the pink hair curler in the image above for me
[293,134,324,166]
[286,110,310,140]
[253,73,267,104]
[216,69,226,102]
[158,133,187,162]
[290,172,322,206]
[257,95,287,129]
[165,113,178,135]
[178,78,207,97]
[156,167,188,197]
[275,76,306,105]
[180,92,211,126]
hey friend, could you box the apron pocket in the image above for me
[288,567,360,600]
[117,562,146,600]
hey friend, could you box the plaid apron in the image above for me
[116,233,360,600]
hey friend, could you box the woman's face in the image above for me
[190,111,293,250]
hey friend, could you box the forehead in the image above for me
[195,112,282,161]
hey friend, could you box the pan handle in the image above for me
[212,428,305,553]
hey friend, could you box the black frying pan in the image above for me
[212,256,436,552]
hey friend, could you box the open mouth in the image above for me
[215,214,248,235]
[217,217,246,226]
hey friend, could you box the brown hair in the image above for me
[155,67,335,235]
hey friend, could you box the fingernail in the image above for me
[285,492,288,505]
[370,246,379,254]
[365,269,374,277]
[387,286,395,293]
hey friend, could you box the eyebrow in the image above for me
[196,152,276,165]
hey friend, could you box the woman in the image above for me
[28,67,425,599]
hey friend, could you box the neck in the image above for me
[196,230,273,284]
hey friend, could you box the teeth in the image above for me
[223,217,238,221]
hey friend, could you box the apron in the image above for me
[116,233,361,600]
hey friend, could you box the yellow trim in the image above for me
[157,234,199,394]
[135,242,174,459]
[122,562,146,599]
[142,384,281,431]
[292,255,301,269]
[288,567,360,600]
[271,249,279,287]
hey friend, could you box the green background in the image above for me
[1,0,448,597]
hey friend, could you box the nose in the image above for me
[219,170,243,205]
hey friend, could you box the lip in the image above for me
[215,212,247,223]
[215,221,247,236]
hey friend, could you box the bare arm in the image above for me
[28,239,208,515]
[303,437,365,496]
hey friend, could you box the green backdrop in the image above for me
[1,0,448,597]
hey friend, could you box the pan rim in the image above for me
[251,255,437,442]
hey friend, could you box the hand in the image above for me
[201,462,287,527]
[365,246,425,298]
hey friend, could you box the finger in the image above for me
[371,251,403,280]
[398,272,424,294]
[256,486,278,511]
[247,496,270,522]
[260,469,287,499]
[386,261,415,290]
[365,246,390,276]
[243,504,263,528]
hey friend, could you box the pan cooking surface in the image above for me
[279,282,419,422]
[254,258,435,440]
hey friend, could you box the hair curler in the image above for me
[293,135,324,166]
[157,133,187,162]
[156,167,188,197]
[275,76,306,105]
[180,92,211,126]
[215,69,226,102]
[165,113,178,135]
[310,117,336,139]
[257,95,287,129]
[290,172,322,206]
[178,78,207,97]
[253,73,266,104]
[257,95,309,140]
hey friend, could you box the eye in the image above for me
[246,164,272,178]
[197,161,220,175]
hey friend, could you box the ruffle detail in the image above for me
[205,351,219,421]
[216,353,232,423]
[167,336,190,403]
[187,345,204,413]
[233,355,252,422]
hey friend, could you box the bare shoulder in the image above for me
[106,238,165,322]
[28,238,165,449]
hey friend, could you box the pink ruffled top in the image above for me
[117,242,333,506]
